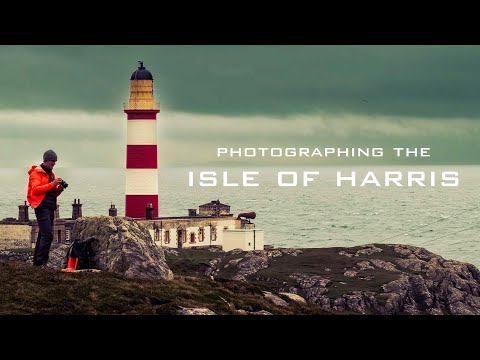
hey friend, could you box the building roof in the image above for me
[130,61,153,80]
[199,200,230,208]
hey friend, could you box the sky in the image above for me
[1,45,479,168]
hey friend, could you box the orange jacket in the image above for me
[27,165,63,209]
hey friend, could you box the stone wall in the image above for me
[0,224,32,249]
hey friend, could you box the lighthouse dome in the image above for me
[130,61,153,80]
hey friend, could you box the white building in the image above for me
[138,200,264,251]
[222,228,264,252]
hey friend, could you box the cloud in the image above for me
[1,109,479,168]
[160,110,480,139]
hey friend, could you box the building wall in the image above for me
[223,229,264,252]
[30,220,76,246]
[139,218,240,248]
[0,224,31,249]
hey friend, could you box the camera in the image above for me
[57,179,68,189]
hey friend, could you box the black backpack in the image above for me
[63,237,97,270]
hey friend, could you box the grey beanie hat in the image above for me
[43,149,58,162]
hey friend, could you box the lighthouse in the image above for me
[124,61,160,218]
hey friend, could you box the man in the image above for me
[27,149,65,266]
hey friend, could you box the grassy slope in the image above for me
[0,260,327,315]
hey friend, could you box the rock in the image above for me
[205,258,222,277]
[395,258,423,272]
[410,275,433,310]
[0,250,33,263]
[232,253,269,281]
[343,292,367,314]
[267,249,283,258]
[290,274,333,305]
[263,291,288,307]
[313,295,331,310]
[279,292,307,304]
[332,297,346,312]
[72,216,173,281]
[280,248,303,257]
[447,286,465,304]
[354,244,383,256]
[448,302,477,315]
[47,244,71,270]
[162,244,480,315]
[224,258,243,268]
[177,306,216,315]
[370,259,399,272]
[356,261,374,270]
[250,310,273,315]
[292,274,332,289]
[392,244,414,257]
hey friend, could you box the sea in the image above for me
[1,165,479,268]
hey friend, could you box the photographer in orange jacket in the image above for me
[27,150,65,267]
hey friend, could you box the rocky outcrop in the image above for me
[47,244,70,270]
[3,239,479,315]
[231,252,269,281]
[174,244,480,315]
[71,216,173,281]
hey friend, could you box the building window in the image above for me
[65,229,70,244]
[164,230,170,244]
[154,228,159,242]
[211,226,217,241]
[57,230,62,243]
[190,233,195,243]
[198,228,205,242]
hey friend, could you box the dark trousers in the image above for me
[33,206,55,266]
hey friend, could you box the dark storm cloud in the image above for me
[1,45,480,118]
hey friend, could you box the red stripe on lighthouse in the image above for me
[126,145,157,168]
[126,195,158,218]
[125,111,159,120]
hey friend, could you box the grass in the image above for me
[0,260,328,315]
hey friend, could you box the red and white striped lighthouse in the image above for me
[124,61,160,218]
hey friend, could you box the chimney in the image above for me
[72,199,83,220]
[109,203,118,217]
[188,209,197,217]
[146,203,154,220]
[18,201,29,222]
